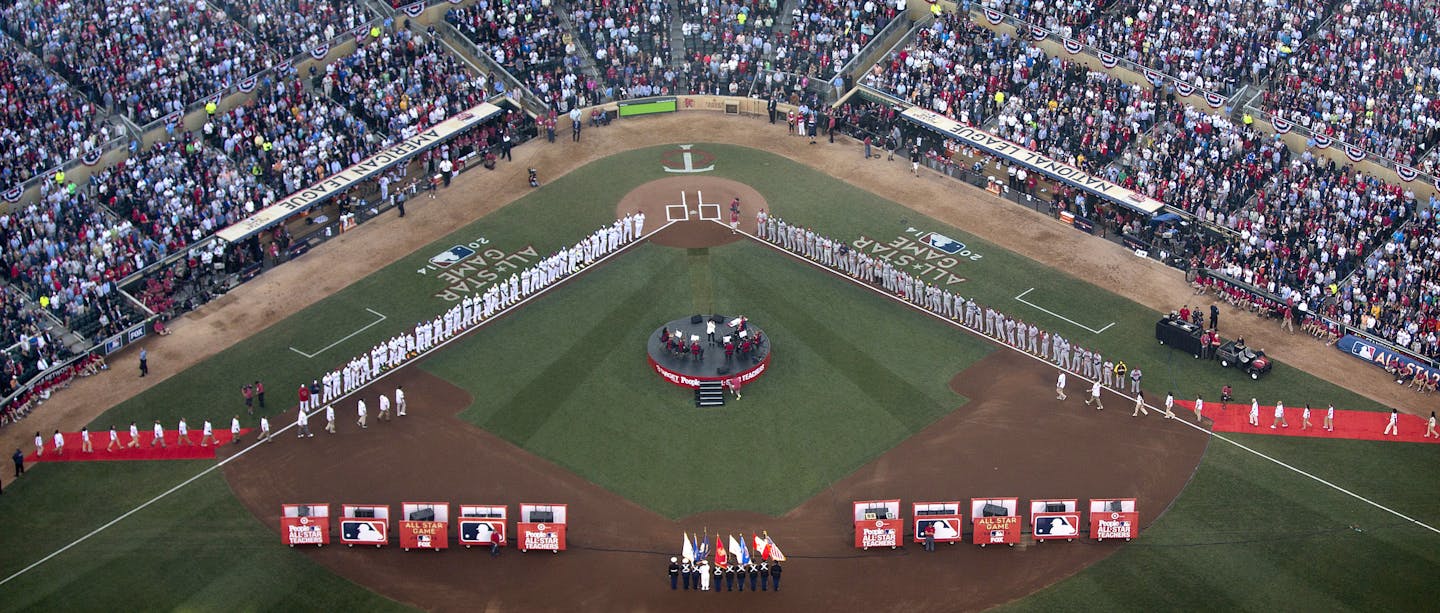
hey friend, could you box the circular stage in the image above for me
[646,315,771,388]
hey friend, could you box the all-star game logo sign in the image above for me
[661,144,716,174]
[850,227,982,286]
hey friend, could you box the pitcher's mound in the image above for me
[615,177,769,248]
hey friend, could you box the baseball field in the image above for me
[0,117,1436,611]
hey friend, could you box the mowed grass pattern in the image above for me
[422,241,988,518]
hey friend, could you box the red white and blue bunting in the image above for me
[310,44,330,59]
[1173,80,1194,97]
[1029,24,1049,41]
[403,2,425,17]
[1396,164,1418,182]
[1142,68,1164,88]
[237,75,258,93]
[1097,50,1117,69]
[1271,116,1292,134]
[1062,38,1083,55]
[3,185,23,202]
[1344,144,1366,162]
[82,150,102,167]
[1312,134,1332,149]
[983,8,1004,24]
[1203,91,1225,109]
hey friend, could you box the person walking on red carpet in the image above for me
[33,432,42,457]
[1383,409,1399,436]
[1425,412,1438,438]
[1248,399,1260,427]
[177,419,192,446]
[107,425,119,452]
[231,416,242,444]
[81,427,92,453]
[1301,405,1313,431]
[128,422,141,449]
[151,421,166,448]
[52,430,64,456]
[201,420,217,447]
[1193,396,1205,422]
[1271,401,1288,429]
[1325,404,1335,432]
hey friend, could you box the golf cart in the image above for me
[1216,340,1271,380]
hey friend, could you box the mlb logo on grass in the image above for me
[919,232,966,254]
[430,245,476,268]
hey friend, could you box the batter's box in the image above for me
[697,203,722,221]
[665,204,689,221]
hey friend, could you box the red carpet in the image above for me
[25,429,253,463]
[1174,400,1438,444]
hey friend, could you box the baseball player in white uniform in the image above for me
[53,430,65,455]
[396,386,407,417]
[634,212,645,237]
[1056,372,1067,400]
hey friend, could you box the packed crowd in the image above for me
[217,0,377,58]
[992,57,1161,173]
[446,1,595,111]
[206,68,382,197]
[320,29,487,140]
[1110,105,1289,223]
[864,12,1020,127]
[0,37,114,191]
[1260,0,1440,170]
[780,0,896,79]
[678,0,780,95]
[2,0,276,122]
[1333,200,1440,358]
[574,0,677,98]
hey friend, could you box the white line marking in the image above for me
[665,203,688,222]
[1015,287,1114,334]
[288,308,388,358]
[0,220,678,587]
[718,220,1440,536]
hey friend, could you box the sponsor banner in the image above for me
[983,8,1003,24]
[217,102,503,243]
[340,519,389,545]
[458,519,507,546]
[913,516,963,543]
[518,522,566,551]
[1336,334,1440,385]
[1071,216,1095,234]
[1097,50,1117,69]
[1396,164,1418,182]
[971,515,1021,545]
[1203,91,1225,108]
[1344,143,1366,162]
[1031,513,1081,540]
[854,519,901,549]
[901,107,1163,214]
[399,520,449,550]
[1062,38,1082,55]
[1122,235,1148,252]
[1090,511,1138,540]
[1271,116,1292,134]
[282,516,330,545]
[1174,80,1194,97]
[649,352,768,388]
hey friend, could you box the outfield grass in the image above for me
[421,240,989,518]
[1,143,1433,608]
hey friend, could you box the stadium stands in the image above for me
[0,37,114,191]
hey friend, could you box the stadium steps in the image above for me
[553,7,606,91]
[666,0,687,70]
[695,381,725,407]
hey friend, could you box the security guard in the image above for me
[668,557,680,590]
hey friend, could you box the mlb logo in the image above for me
[919,232,965,254]
[430,245,476,267]
[417,534,432,547]
[1352,343,1375,361]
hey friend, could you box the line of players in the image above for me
[312,213,647,410]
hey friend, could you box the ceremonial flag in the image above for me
[698,533,708,560]
[682,532,695,563]
[729,535,743,565]
[738,535,751,565]
[715,534,728,568]
[766,534,787,562]
[753,533,768,560]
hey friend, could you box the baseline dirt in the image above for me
[224,348,1206,611]
[616,176,766,248]
[11,111,1422,457]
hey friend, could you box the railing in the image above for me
[833,11,919,94]
[1240,103,1440,190]
[431,19,549,116]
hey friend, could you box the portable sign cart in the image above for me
[1028,499,1081,543]
[340,504,391,548]
[852,499,903,550]
[280,503,330,547]
[970,498,1020,547]
[457,504,507,550]
[517,503,567,552]
[911,501,963,545]
[1089,498,1139,541]
[399,502,450,551]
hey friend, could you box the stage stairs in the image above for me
[695,381,726,407]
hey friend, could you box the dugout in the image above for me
[517,503,568,552]
[1089,498,1139,541]
[340,504,391,548]
[1028,499,1081,542]
[852,499,903,549]
[970,498,1020,547]
[457,504,508,549]
[280,503,330,547]
[399,502,450,551]
[911,501,963,545]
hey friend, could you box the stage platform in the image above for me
[647,315,771,388]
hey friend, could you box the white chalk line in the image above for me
[1015,287,1115,334]
[722,221,1440,536]
[288,308,388,359]
[0,220,677,588]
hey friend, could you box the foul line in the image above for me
[721,221,1440,537]
[1015,287,1115,334]
[288,308,388,358]
[0,220,678,588]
